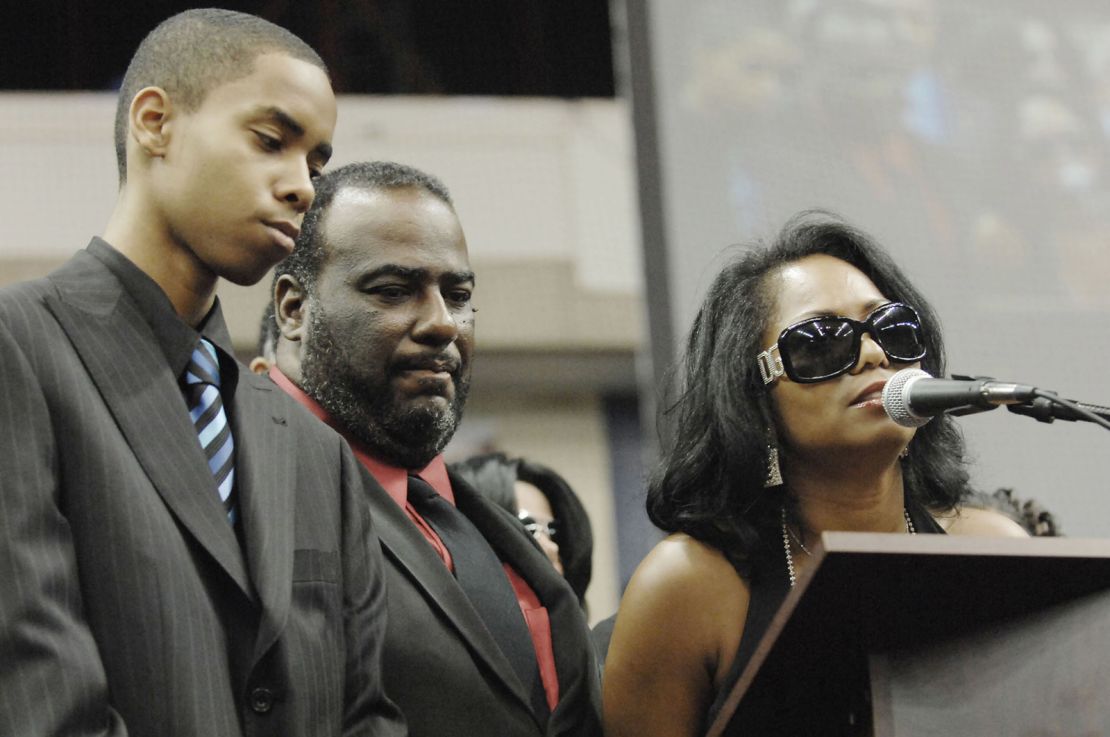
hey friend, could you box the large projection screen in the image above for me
[630,0,1110,536]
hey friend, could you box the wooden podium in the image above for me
[705,534,1110,737]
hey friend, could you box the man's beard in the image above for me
[299,304,469,470]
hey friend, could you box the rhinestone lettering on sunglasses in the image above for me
[757,303,926,385]
[756,345,785,384]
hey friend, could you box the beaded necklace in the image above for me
[781,506,916,588]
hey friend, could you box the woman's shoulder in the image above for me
[933,505,1030,537]
[616,534,750,667]
[631,533,747,597]
[604,534,752,736]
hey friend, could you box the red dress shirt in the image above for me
[269,368,558,709]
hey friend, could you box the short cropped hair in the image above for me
[114,8,327,183]
[273,160,453,296]
[256,300,278,361]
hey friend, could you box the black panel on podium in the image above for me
[705,534,1110,737]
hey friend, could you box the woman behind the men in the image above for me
[602,212,991,736]
[450,451,594,607]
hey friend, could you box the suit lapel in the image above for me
[361,467,533,711]
[454,472,599,718]
[233,373,295,659]
[454,475,566,607]
[45,252,253,601]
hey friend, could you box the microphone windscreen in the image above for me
[882,368,932,428]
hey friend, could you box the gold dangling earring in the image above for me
[765,442,784,488]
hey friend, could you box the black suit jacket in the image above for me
[360,465,603,737]
[0,246,405,737]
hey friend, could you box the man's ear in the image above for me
[275,274,308,341]
[129,86,173,159]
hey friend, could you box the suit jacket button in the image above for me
[249,687,274,714]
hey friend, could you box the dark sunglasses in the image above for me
[756,302,926,384]
[517,510,557,540]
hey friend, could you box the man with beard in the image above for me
[268,160,602,737]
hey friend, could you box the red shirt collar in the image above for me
[268,366,455,506]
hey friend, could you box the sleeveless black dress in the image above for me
[704,503,945,736]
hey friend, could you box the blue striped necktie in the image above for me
[182,338,236,524]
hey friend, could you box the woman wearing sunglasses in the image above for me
[603,212,989,737]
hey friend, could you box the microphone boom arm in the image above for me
[949,375,1110,431]
[1007,390,1110,431]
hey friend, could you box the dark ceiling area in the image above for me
[4,1,616,97]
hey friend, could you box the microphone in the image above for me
[881,368,1039,428]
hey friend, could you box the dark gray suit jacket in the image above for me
[361,465,603,737]
[0,244,405,737]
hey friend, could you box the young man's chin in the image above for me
[217,251,288,287]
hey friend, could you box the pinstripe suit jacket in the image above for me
[0,243,405,737]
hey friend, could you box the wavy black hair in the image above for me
[646,211,973,575]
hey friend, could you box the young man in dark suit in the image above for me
[0,10,404,736]
[267,160,603,737]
